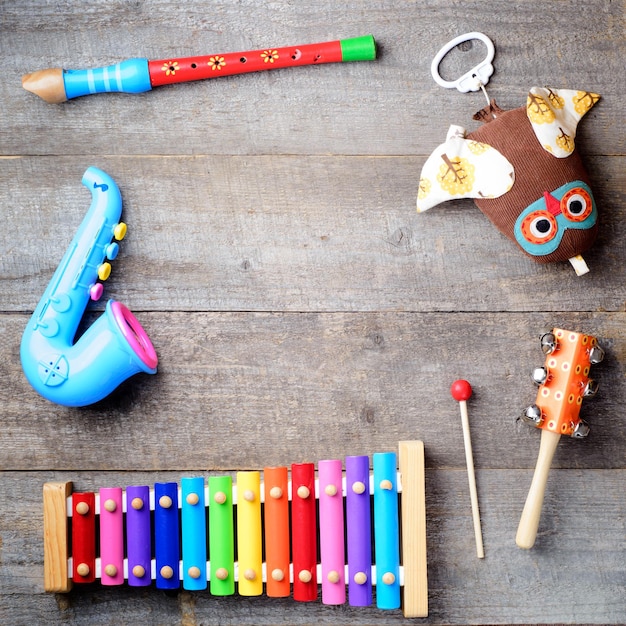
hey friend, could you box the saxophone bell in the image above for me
[20,167,158,407]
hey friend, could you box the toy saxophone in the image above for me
[20,167,158,407]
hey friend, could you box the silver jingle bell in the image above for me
[589,345,605,365]
[521,404,543,426]
[583,379,599,397]
[540,332,557,355]
[572,420,590,439]
[531,366,548,385]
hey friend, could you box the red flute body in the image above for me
[150,37,372,86]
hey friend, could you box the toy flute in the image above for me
[22,35,376,104]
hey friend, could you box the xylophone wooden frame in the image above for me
[43,440,427,618]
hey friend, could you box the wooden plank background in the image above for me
[1,1,624,624]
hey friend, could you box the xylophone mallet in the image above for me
[450,379,485,559]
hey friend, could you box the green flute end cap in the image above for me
[340,35,377,62]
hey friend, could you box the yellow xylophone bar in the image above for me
[43,440,427,617]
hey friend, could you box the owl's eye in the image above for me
[561,187,593,222]
[519,211,558,244]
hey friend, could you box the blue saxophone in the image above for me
[20,167,158,407]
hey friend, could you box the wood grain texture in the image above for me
[1,156,624,313]
[2,311,625,472]
[42,482,72,593]
[398,440,428,618]
[1,0,625,623]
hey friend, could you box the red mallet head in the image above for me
[451,379,472,402]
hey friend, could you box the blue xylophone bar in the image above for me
[373,452,401,609]
[181,477,207,590]
[154,482,180,589]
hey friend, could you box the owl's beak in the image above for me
[543,190,562,215]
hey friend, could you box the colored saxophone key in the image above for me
[42,441,428,618]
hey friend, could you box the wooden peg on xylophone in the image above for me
[158,494,173,509]
[213,491,227,505]
[75,501,90,516]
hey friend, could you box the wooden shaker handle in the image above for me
[516,429,561,549]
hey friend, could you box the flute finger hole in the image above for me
[240,57,247,63]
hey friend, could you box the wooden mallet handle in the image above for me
[451,380,484,559]
[516,428,561,549]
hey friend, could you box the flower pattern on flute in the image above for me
[261,49,279,63]
[161,61,179,76]
[209,56,226,71]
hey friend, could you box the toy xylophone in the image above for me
[44,440,427,618]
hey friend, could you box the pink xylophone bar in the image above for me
[43,441,427,618]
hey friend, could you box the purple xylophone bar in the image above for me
[345,455,373,606]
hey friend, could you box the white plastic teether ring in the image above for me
[431,32,495,93]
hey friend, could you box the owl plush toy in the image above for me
[417,88,600,275]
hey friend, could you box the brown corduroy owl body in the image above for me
[417,88,600,275]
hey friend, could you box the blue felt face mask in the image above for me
[513,181,597,256]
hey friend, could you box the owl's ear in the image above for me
[527,87,600,158]
[417,125,514,212]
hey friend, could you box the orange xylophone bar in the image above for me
[43,440,427,618]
